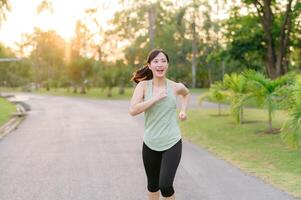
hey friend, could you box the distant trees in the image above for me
[28,28,66,90]
[1,0,300,91]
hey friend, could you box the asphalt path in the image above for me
[0,93,298,200]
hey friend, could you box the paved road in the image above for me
[0,93,298,200]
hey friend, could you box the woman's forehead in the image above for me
[153,52,167,60]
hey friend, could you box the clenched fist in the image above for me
[178,111,187,121]
[153,89,167,103]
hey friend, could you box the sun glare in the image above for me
[0,0,120,50]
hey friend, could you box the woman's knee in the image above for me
[147,183,159,193]
[159,184,174,197]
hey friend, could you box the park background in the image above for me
[0,0,301,198]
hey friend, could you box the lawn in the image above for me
[180,107,301,197]
[37,87,134,99]
[1,86,208,100]
[1,87,134,99]
[0,97,16,126]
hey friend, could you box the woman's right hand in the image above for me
[153,89,167,103]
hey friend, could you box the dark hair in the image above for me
[131,49,169,83]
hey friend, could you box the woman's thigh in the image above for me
[142,143,162,190]
[159,140,182,186]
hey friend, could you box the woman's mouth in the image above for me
[156,69,164,74]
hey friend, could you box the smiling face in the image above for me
[148,52,169,78]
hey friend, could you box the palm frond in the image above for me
[198,92,211,104]
[281,118,300,149]
[223,73,247,93]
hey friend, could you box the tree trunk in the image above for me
[268,101,273,131]
[262,0,277,78]
[191,1,197,88]
[80,84,86,94]
[276,0,293,75]
[240,106,244,124]
[119,81,125,95]
[148,3,156,50]
[107,87,112,97]
[221,60,225,80]
[73,86,77,93]
[208,67,212,86]
[253,0,294,79]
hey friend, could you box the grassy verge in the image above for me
[37,87,134,99]
[0,97,16,126]
[205,96,269,108]
[180,107,301,198]
[1,87,134,100]
[1,87,210,101]
[189,88,209,94]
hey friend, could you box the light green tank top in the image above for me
[143,79,182,151]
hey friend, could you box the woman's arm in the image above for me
[129,81,167,116]
[176,83,190,121]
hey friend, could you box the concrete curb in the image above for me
[0,95,27,140]
[0,116,25,140]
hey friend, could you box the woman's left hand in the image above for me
[178,111,187,121]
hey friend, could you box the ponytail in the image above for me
[131,66,153,84]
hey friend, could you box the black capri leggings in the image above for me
[142,139,182,197]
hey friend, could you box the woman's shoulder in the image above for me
[167,79,189,95]
[136,80,149,87]
[167,79,183,88]
[137,80,149,97]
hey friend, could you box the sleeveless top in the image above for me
[143,79,182,151]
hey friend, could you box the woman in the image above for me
[129,49,190,200]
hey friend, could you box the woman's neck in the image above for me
[152,77,166,87]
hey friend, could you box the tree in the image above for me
[223,13,266,72]
[0,43,32,87]
[223,73,251,124]
[67,57,93,94]
[243,70,294,133]
[101,63,119,97]
[29,28,66,90]
[281,76,301,149]
[199,81,228,116]
[243,0,301,78]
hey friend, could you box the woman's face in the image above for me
[148,52,169,78]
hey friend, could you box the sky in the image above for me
[0,0,242,58]
[0,0,121,50]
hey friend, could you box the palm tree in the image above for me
[243,70,294,133]
[223,73,250,124]
[281,76,301,149]
[198,81,228,116]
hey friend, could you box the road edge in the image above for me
[0,95,27,140]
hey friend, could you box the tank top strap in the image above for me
[145,79,172,98]
[146,80,152,98]
[166,79,170,91]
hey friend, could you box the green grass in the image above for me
[1,86,210,101]
[205,96,267,108]
[1,87,134,100]
[1,87,209,100]
[0,97,16,126]
[189,88,209,94]
[180,107,301,197]
[37,87,134,99]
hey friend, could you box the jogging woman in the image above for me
[129,49,190,200]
